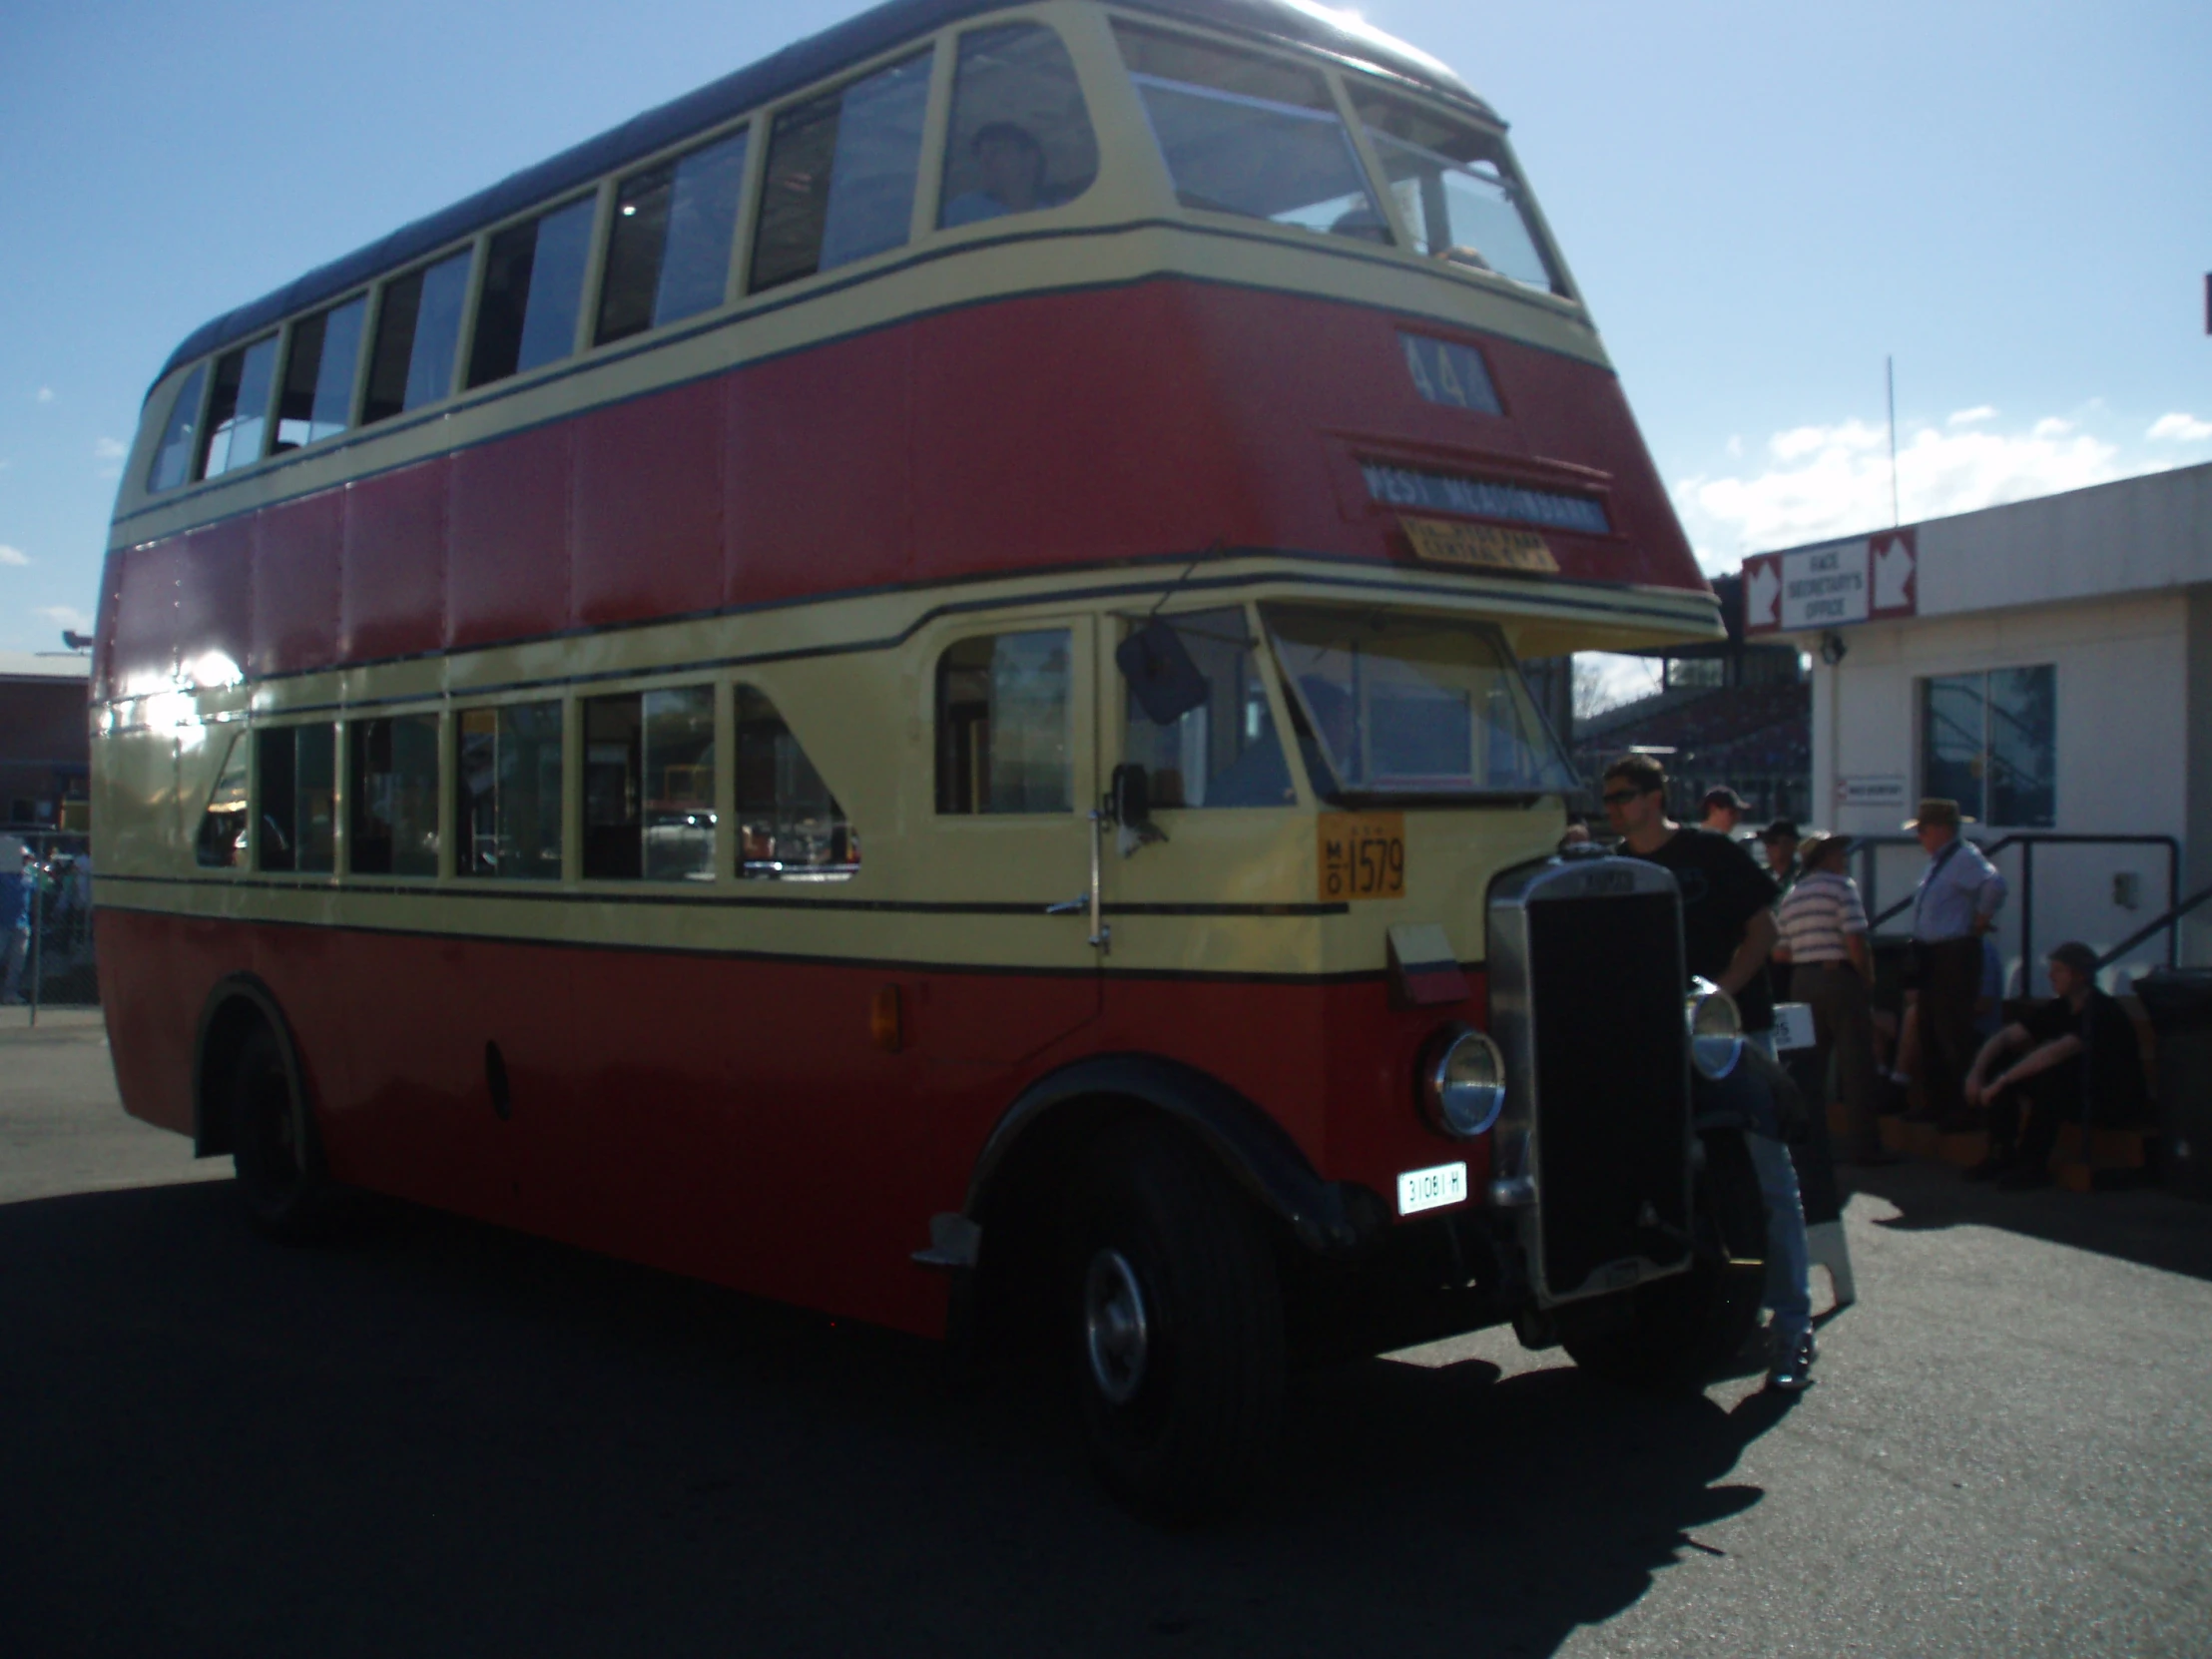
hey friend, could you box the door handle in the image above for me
[1042,810,1110,954]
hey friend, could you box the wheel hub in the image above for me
[1084,1248,1150,1405]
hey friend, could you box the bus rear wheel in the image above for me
[1556,1127,1767,1391]
[229,1022,339,1242]
[1064,1123,1285,1522]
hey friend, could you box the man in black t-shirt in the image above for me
[1603,758,1781,1036]
[1963,940,2149,1190]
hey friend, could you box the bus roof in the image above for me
[155,0,1483,390]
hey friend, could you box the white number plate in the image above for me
[1773,1002,1818,1052]
[1396,1161,1469,1216]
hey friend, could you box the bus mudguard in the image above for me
[190,972,306,1159]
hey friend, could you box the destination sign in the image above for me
[1399,516,1559,574]
[1361,461,1611,536]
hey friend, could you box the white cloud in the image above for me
[93,436,126,460]
[0,544,29,566]
[1724,434,1743,459]
[35,387,53,403]
[1675,412,2124,565]
[2148,412,2212,442]
[1947,405,1997,426]
[35,605,92,632]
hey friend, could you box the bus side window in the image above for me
[456,703,564,879]
[197,336,279,480]
[752,51,931,292]
[596,130,750,346]
[583,687,716,880]
[363,249,474,424]
[348,714,439,875]
[275,295,367,452]
[147,363,209,494]
[470,197,596,388]
[735,686,857,879]
[255,726,335,873]
[194,730,250,868]
[937,25,1099,230]
[935,631,1072,815]
[1122,609,1292,809]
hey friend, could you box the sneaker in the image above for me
[1767,1328,1817,1392]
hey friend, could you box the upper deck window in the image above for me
[364,250,474,424]
[146,363,208,494]
[276,296,366,451]
[1353,91,1562,294]
[471,197,596,386]
[752,52,931,292]
[1114,25,1387,245]
[196,336,278,480]
[1262,605,1577,799]
[597,131,750,345]
[938,25,1099,229]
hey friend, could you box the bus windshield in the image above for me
[1116,25,1389,244]
[1262,604,1577,800]
[1351,89,1562,293]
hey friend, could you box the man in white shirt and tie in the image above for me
[1906,799,2007,1130]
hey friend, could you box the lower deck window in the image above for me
[194,731,250,867]
[458,703,563,878]
[583,687,717,880]
[936,630,1073,814]
[349,715,440,875]
[256,725,336,872]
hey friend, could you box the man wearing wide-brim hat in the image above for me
[1904,798,2007,1129]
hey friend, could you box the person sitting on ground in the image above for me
[1699,786,1748,838]
[1962,940,2150,1190]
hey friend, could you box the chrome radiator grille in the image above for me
[1487,856,1693,1305]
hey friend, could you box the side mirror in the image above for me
[1114,618,1209,726]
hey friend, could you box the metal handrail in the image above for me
[2096,884,2212,973]
[1853,831,2185,979]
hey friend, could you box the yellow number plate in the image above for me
[1319,813,1405,901]
[1398,516,1559,573]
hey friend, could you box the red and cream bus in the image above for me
[96,0,1759,1515]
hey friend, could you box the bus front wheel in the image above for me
[1063,1122,1286,1522]
[229,1022,339,1242]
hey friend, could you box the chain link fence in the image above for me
[3,830,98,1017]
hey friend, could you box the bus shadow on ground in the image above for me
[0,1178,1788,1658]
[1845,1158,2212,1284]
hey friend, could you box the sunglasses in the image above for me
[1600,789,1650,806]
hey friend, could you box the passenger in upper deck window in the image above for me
[941,123,1059,225]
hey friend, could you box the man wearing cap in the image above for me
[1906,799,2006,1130]
[1963,941,2148,1189]
[1776,832,1893,1163]
[1700,787,1749,838]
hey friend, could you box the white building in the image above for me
[1743,460,2212,993]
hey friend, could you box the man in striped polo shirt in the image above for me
[1777,832,1893,1164]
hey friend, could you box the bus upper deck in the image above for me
[102,0,1712,719]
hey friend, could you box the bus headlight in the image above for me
[1419,1026,1507,1139]
[1685,978,1744,1080]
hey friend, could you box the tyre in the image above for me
[1063,1122,1286,1522]
[229,1021,340,1241]
[1557,1127,1767,1391]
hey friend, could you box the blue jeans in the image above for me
[1746,1129,1812,1343]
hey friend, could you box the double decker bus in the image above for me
[96,0,1760,1516]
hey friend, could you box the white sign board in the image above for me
[1743,530,1918,635]
[1839,775,1909,809]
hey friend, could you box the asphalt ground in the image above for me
[3,1007,2208,1657]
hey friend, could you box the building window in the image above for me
[348,714,440,876]
[1922,666,2054,828]
[735,686,858,878]
[457,703,564,878]
[582,686,717,880]
[936,630,1072,814]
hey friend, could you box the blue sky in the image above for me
[3,0,2207,654]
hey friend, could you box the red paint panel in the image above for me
[341,461,447,661]
[447,423,573,649]
[725,333,909,607]
[173,518,254,686]
[573,379,724,625]
[250,487,342,677]
[109,541,187,695]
